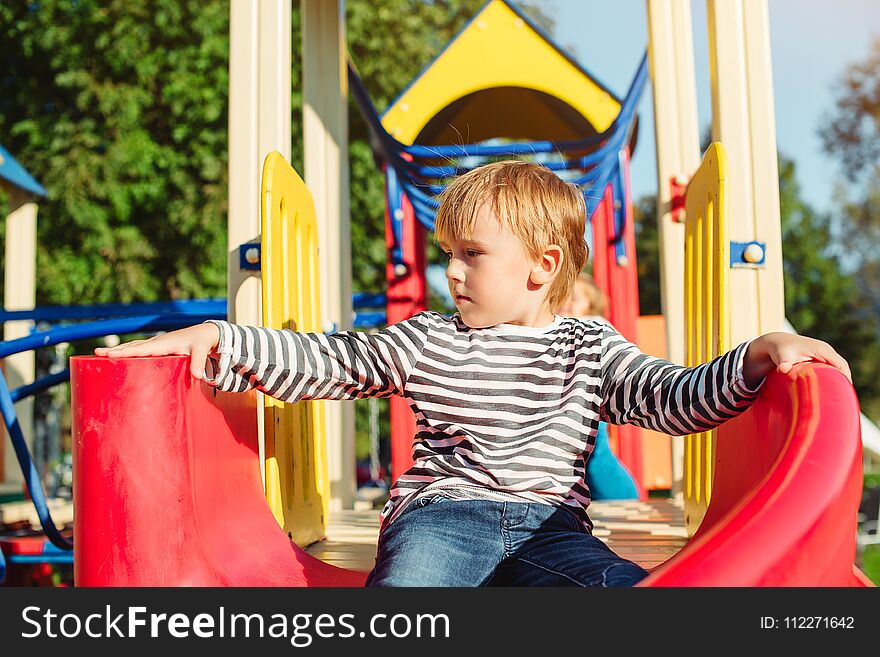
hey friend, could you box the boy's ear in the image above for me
[530,245,564,285]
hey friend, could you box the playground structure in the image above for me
[0,0,874,585]
[71,150,866,586]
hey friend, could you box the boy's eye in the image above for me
[466,250,481,257]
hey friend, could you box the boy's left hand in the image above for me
[743,332,852,389]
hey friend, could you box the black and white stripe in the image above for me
[206,313,762,531]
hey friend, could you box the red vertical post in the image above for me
[589,168,646,499]
[384,178,427,482]
[616,148,645,498]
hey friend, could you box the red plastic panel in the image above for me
[71,355,366,586]
[590,175,645,499]
[1,537,58,555]
[384,167,427,482]
[642,364,869,586]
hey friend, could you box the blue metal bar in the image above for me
[7,555,73,564]
[398,179,440,210]
[0,372,72,551]
[2,296,398,325]
[614,150,629,261]
[386,166,405,266]
[352,292,387,309]
[0,299,227,323]
[0,314,222,359]
[10,370,70,403]
[353,311,387,329]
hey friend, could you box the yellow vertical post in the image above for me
[261,151,330,547]
[683,142,729,535]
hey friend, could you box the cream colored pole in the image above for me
[707,0,784,343]
[228,0,291,327]
[2,187,37,489]
[228,0,292,483]
[302,0,355,510]
[646,0,701,501]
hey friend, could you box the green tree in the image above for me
[633,194,661,315]
[0,1,230,304]
[778,156,880,418]
[818,38,880,419]
[821,38,880,184]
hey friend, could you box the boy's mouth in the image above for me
[454,294,472,303]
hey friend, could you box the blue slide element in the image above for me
[586,423,639,500]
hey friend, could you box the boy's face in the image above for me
[440,204,549,328]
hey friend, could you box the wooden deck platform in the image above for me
[0,497,687,576]
[305,498,688,573]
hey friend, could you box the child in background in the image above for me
[560,272,639,500]
[95,160,852,587]
[559,271,609,324]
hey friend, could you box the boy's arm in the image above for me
[599,326,851,435]
[600,325,763,435]
[204,313,431,403]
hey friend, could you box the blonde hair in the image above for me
[434,160,589,312]
[574,272,608,318]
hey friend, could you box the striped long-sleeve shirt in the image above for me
[205,312,762,530]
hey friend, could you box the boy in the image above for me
[96,160,851,587]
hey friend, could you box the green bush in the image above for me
[862,545,880,585]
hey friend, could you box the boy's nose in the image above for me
[446,262,464,283]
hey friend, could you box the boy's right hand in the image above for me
[93,323,222,381]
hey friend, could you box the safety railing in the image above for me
[682,142,729,534]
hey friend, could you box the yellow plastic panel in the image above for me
[683,142,729,535]
[260,151,330,547]
[381,0,619,144]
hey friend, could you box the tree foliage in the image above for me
[1,1,551,306]
[819,38,880,419]
[1,0,230,304]
[821,38,880,183]
[777,156,880,418]
[633,194,661,316]
[820,38,880,299]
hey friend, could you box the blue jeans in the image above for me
[365,497,648,587]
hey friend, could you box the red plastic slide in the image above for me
[72,356,868,586]
[642,363,869,586]
[72,355,365,586]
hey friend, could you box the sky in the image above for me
[538,0,879,214]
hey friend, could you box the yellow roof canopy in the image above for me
[381,0,627,148]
